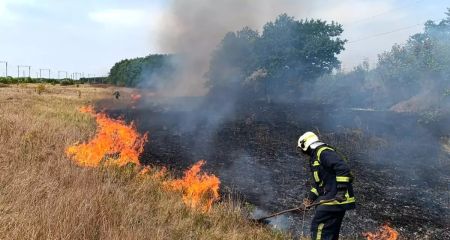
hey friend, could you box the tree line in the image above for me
[313,9,450,110]
[0,76,107,86]
[106,9,450,110]
[107,54,174,88]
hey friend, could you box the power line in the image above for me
[348,23,422,44]
[347,17,443,44]
[345,0,423,26]
[0,60,99,81]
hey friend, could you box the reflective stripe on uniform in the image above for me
[316,223,324,240]
[316,147,334,161]
[312,147,334,184]
[320,197,356,205]
[313,146,356,206]
[311,187,319,196]
[336,176,350,182]
[314,171,320,182]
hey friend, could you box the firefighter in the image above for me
[297,131,355,240]
[113,90,120,99]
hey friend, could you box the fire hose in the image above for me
[254,198,336,223]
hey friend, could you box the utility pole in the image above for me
[73,72,82,80]
[17,65,31,78]
[0,61,7,77]
[40,69,51,79]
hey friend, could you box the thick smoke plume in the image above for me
[156,0,309,96]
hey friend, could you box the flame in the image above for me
[153,166,168,180]
[130,92,142,109]
[69,106,220,212]
[139,166,151,175]
[139,166,167,180]
[131,93,142,101]
[364,224,399,240]
[79,105,95,114]
[166,160,220,212]
[66,107,148,167]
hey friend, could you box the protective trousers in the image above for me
[310,210,346,240]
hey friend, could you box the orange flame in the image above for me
[153,166,168,180]
[131,93,142,101]
[79,105,95,114]
[130,92,142,109]
[139,166,151,175]
[69,106,220,212]
[364,224,399,240]
[166,160,220,212]
[139,166,167,180]
[66,107,148,167]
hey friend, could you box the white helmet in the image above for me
[297,131,319,151]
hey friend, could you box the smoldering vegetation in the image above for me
[101,6,450,240]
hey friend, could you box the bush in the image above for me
[0,76,14,84]
[60,79,75,86]
[36,84,46,95]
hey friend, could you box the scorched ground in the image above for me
[98,96,450,239]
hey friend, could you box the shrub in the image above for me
[60,79,74,86]
[36,84,46,95]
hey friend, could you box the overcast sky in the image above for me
[0,0,448,77]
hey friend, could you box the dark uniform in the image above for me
[113,91,120,99]
[307,145,355,240]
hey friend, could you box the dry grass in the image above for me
[0,84,287,240]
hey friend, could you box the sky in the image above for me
[0,0,448,78]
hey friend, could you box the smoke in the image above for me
[114,3,450,237]
[155,0,309,96]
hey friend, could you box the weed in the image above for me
[36,84,46,95]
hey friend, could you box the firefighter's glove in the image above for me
[307,191,318,202]
[335,185,348,202]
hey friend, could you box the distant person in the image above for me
[297,132,355,240]
[113,91,120,100]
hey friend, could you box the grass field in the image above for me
[0,84,287,240]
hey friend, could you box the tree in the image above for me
[376,8,450,103]
[258,14,345,81]
[206,27,259,95]
[206,14,346,100]
[108,54,174,88]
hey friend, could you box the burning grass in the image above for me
[67,107,220,212]
[66,110,148,167]
[0,84,285,240]
[165,160,220,212]
[363,224,399,240]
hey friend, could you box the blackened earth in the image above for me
[99,97,450,239]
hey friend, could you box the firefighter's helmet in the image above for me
[297,131,319,151]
